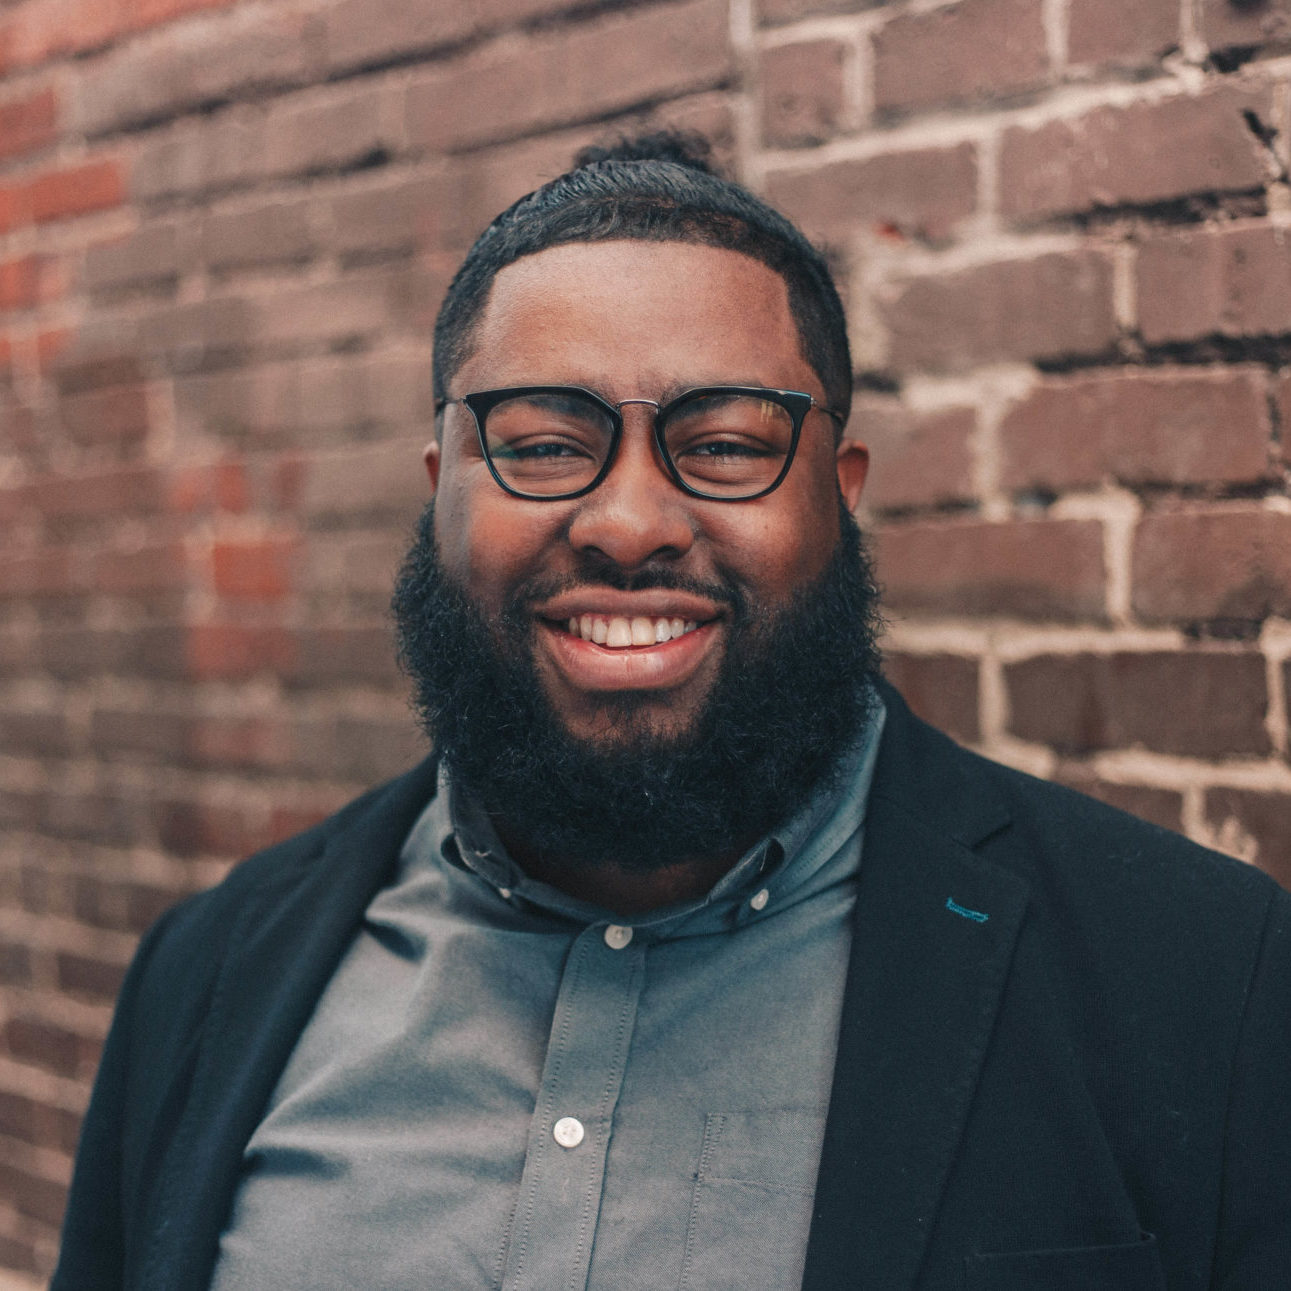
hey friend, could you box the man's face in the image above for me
[426,240,869,747]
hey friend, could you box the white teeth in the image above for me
[565,614,703,648]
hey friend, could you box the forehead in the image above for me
[454,240,817,396]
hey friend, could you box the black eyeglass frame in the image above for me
[438,385,848,502]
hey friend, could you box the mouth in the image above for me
[559,613,701,649]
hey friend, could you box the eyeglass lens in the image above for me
[482,390,796,498]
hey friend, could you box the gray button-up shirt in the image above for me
[212,699,885,1290]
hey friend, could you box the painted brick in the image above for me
[1132,506,1291,623]
[884,652,980,743]
[0,86,57,161]
[1206,787,1291,890]
[857,399,977,512]
[260,82,400,181]
[876,517,1107,620]
[27,159,125,224]
[760,38,848,148]
[405,0,732,152]
[1000,85,1271,222]
[202,200,315,273]
[324,0,579,76]
[872,0,1048,116]
[764,142,978,247]
[883,251,1117,371]
[1005,650,1270,756]
[211,536,295,600]
[760,0,880,21]
[999,367,1273,491]
[83,223,184,296]
[1199,0,1291,49]
[1067,0,1181,65]
[1136,223,1291,345]
[1053,773,1185,833]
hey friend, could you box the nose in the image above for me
[565,409,695,569]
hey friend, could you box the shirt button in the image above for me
[750,888,770,911]
[604,924,634,949]
[553,1116,585,1149]
[498,888,512,899]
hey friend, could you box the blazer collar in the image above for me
[803,682,1029,1291]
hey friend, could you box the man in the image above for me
[54,134,1290,1290]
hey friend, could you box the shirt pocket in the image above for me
[677,1109,825,1291]
[964,1232,1166,1290]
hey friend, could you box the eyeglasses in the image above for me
[438,385,846,502]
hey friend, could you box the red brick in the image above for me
[884,652,980,743]
[202,200,315,273]
[0,1230,43,1279]
[186,713,293,771]
[2,1016,91,1078]
[765,142,978,247]
[1068,0,1181,65]
[1136,223,1291,345]
[56,949,128,1002]
[872,0,1049,116]
[260,83,398,182]
[1000,85,1270,222]
[28,465,166,525]
[1199,0,1291,49]
[0,181,28,233]
[27,159,125,224]
[759,0,876,22]
[0,256,41,312]
[877,517,1107,620]
[405,0,732,152]
[289,625,402,686]
[155,796,263,858]
[1132,505,1291,623]
[212,536,295,600]
[0,1160,66,1228]
[1005,650,1269,756]
[329,172,464,264]
[1053,772,1185,833]
[0,1089,81,1152]
[0,86,58,161]
[760,39,848,148]
[857,399,977,512]
[1277,373,1291,467]
[0,548,78,600]
[58,383,151,447]
[1206,788,1291,891]
[1000,367,1273,492]
[185,623,296,680]
[883,251,1117,371]
[297,443,430,521]
[90,707,190,763]
[94,542,188,595]
[0,708,74,757]
[130,0,241,31]
[324,0,579,76]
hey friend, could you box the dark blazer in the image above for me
[52,684,1291,1290]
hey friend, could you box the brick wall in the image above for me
[1,0,1289,1279]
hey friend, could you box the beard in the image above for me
[391,500,884,873]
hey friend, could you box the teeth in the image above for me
[564,614,703,648]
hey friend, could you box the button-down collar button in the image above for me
[750,888,770,912]
[553,1116,585,1148]
[498,888,512,899]
[604,924,634,949]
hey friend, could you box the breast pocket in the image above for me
[964,1233,1166,1290]
[677,1109,825,1291]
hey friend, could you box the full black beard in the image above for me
[391,501,884,872]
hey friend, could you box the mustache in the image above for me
[505,568,746,619]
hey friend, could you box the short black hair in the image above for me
[432,130,853,430]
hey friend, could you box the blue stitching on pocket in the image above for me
[946,897,989,922]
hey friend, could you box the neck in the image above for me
[495,819,749,916]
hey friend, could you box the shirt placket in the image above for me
[501,921,644,1291]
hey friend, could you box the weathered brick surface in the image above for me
[765,142,978,246]
[999,367,1273,491]
[1000,85,1271,222]
[883,251,1118,371]
[872,0,1049,116]
[877,518,1107,620]
[1067,0,1181,66]
[760,38,848,149]
[4,0,1291,1278]
[1133,506,1291,623]
[1005,651,1270,756]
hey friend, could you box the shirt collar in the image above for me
[421,688,886,940]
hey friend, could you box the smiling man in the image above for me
[54,135,1291,1291]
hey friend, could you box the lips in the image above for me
[565,613,699,648]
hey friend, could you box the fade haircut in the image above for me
[431,131,853,430]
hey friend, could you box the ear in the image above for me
[835,439,868,512]
[423,440,441,494]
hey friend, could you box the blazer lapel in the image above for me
[140,757,439,1291]
[803,690,1029,1291]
